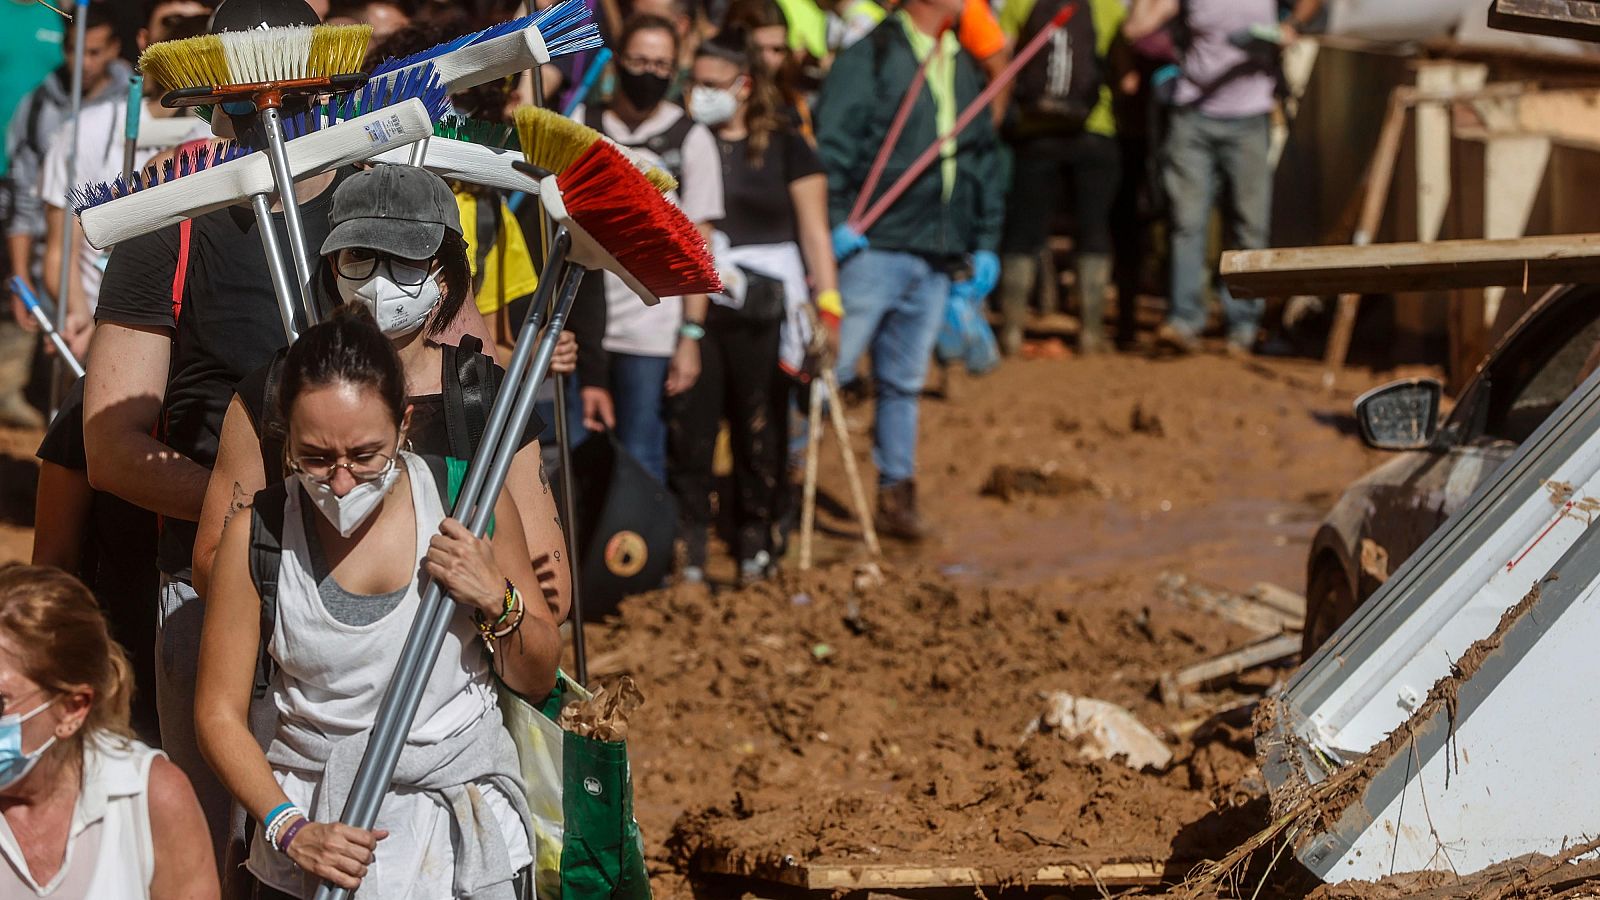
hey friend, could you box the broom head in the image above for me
[515,106,678,194]
[525,142,721,305]
[140,23,372,93]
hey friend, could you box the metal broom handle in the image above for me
[257,105,321,328]
[51,0,90,417]
[314,234,582,900]
[530,61,589,686]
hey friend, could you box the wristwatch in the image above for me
[679,321,706,341]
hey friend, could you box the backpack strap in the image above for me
[247,481,291,698]
[422,453,454,512]
[441,335,500,461]
[171,219,192,322]
[258,352,289,482]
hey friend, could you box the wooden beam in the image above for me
[1221,233,1600,297]
[1489,0,1600,43]
[1159,574,1303,635]
[695,849,1167,890]
[1159,634,1302,706]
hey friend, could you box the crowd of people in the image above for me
[0,0,1321,896]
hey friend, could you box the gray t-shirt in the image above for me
[1173,0,1278,118]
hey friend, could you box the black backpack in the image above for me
[1011,0,1101,135]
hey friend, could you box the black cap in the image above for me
[322,166,463,261]
[208,0,319,32]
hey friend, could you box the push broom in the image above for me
[71,98,443,342]
[313,136,719,900]
[137,19,375,331]
[368,0,602,97]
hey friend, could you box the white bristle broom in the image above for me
[138,22,374,330]
[81,101,432,341]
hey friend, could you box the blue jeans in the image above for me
[608,352,671,484]
[835,249,951,487]
[1162,109,1271,344]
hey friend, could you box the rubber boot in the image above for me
[997,253,1037,357]
[1076,253,1112,355]
[0,322,42,429]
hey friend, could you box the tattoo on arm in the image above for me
[539,463,550,494]
[221,482,250,530]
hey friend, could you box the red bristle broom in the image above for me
[849,3,1077,234]
[521,140,721,303]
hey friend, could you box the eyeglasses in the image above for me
[621,55,676,78]
[288,449,398,484]
[336,248,434,287]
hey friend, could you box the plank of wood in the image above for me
[1326,82,1415,376]
[1221,233,1600,298]
[1489,0,1600,43]
[1159,574,1301,635]
[1249,583,1308,621]
[696,849,1166,890]
[1167,634,1302,693]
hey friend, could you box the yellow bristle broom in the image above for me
[138,24,372,94]
[514,106,678,195]
[136,22,374,333]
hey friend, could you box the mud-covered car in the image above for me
[1302,285,1600,655]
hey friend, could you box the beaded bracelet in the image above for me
[264,805,304,850]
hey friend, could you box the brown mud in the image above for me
[0,353,1457,896]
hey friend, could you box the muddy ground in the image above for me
[582,351,1417,898]
[0,350,1423,896]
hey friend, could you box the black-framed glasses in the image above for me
[335,248,434,287]
[620,55,675,78]
[288,449,397,485]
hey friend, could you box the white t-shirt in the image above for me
[39,101,210,312]
[574,103,724,359]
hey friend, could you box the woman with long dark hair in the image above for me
[670,29,838,583]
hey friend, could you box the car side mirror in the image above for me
[1355,378,1443,451]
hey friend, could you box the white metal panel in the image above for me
[1309,444,1600,757]
[1315,576,1600,880]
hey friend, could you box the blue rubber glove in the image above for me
[832,223,869,261]
[969,250,1000,298]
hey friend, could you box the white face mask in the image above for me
[690,84,740,127]
[336,266,444,338]
[298,455,404,538]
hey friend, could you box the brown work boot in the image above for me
[877,479,929,542]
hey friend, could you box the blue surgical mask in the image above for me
[0,697,58,790]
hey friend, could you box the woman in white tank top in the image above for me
[195,305,564,899]
[0,566,218,899]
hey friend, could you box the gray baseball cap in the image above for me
[321,165,463,261]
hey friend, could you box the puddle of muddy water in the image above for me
[936,496,1323,592]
